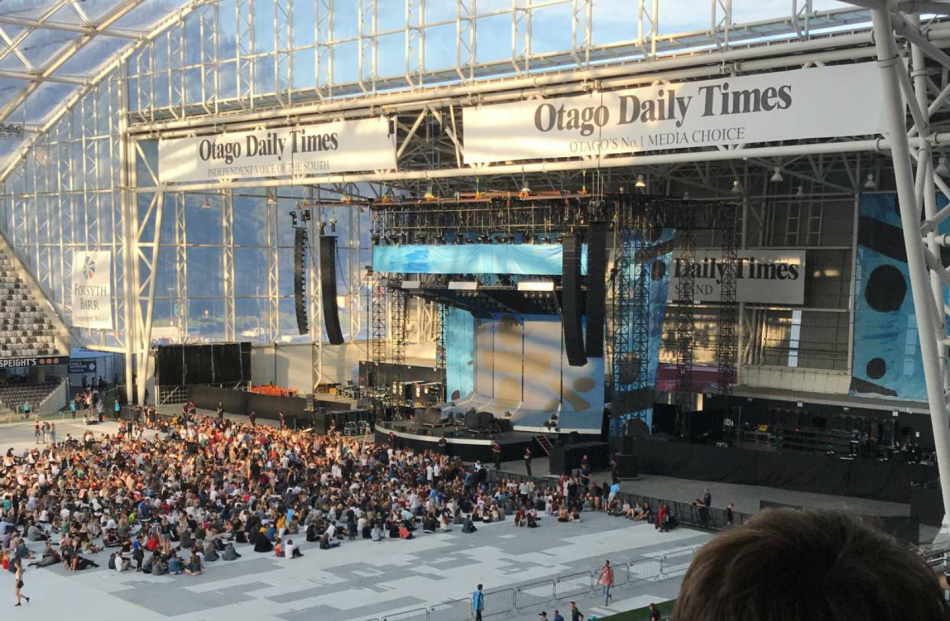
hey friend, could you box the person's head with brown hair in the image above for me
[675,508,949,621]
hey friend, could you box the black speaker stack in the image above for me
[561,234,587,367]
[294,227,308,335]
[319,235,345,345]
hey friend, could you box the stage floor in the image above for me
[379,419,539,444]
[0,414,705,621]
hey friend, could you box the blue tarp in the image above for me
[372,244,588,275]
[851,193,950,400]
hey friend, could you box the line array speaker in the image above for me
[319,235,345,345]
[562,234,587,367]
[586,221,607,358]
[294,227,308,335]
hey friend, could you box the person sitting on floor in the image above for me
[254,530,274,553]
[222,543,241,561]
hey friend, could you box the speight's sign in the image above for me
[158,117,396,183]
[0,356,67,369]
[462,63,886,164]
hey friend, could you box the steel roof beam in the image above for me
[0,15,145,40]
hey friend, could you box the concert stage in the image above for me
[375,419,537,462]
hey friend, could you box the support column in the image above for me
[871,7,950,534]
[117,65,135,406]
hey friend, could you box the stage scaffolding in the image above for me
[610,197,740,438]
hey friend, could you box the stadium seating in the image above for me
[0,379,61,413]
[0,254,66,358]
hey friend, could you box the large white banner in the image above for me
[669,250,806,305]
[158,117,396,183]
[71,251,113,329]
[463,63,885,164]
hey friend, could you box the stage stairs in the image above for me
[535,435,554,456]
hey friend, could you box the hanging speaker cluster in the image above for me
[319,235,345,345]
[294,227,308,335]
[562,234,587,367]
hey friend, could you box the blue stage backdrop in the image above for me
[445,306,475,401]
[372,243,588,275]
[614,229,675,436]
[851,193,950,400]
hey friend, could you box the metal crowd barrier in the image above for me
[368,546,701,621]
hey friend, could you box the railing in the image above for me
[366,547,700,621]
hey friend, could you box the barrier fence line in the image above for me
[365,469,731,621]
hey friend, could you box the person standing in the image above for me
[492,439,502,470]
[472,583,485,621]
[524,447,532,477]
[438,435,447,455]
[553,610,565,621]
[726,503,735,527]
[249,411,256,427]
[703,488,712,508]
[648,603,661,621]
[569,601,584,621]
[278,411,285,430]
[598,560,615,605]
[216,401,224,422]
[13,562,29,606]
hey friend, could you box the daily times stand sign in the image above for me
[158,117,396,183]
[462,63,886,163]
[669,250,806,305]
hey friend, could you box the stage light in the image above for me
[424,183,435,201]
[517,281,555,292]
[683,191,690,199]
[771,167,784,183]
[864,173,877,190]
[448,281,478,291]
[301,209,312,222]
[635,174,647,189]
[454,234,464,245]
[371,234,381,244]
[796,185,805,197]
[289,211,298,226]
[937,157,950,177]
[202,197,212,209]
[329,219,337,233]
[731,180,743,194]
[266,195,277,206]
[520,179,531,198]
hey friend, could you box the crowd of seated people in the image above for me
[0,411,612,583]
